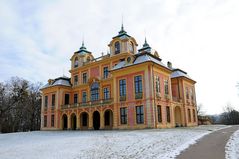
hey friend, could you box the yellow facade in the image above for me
[40,25,198,130]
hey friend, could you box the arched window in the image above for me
[114,41,120,54]
[91,82,99,101]
[74,57,78,68]
[86,56,91,62]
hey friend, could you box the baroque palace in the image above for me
[41,25,198,130]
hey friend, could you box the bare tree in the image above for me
[220,104,239,125]
[197,103,205,116]
[0,77,42,133]
[27,83,42,131]
[0,82,16,132]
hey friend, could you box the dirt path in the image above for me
[177,125,239,159]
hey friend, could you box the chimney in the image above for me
[167,61,172,69]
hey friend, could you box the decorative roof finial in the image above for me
[119,16,127,35]
[82,40,84,47]
[79,39,87,51]
[82,34,85,47]
[143,37,150,48]
[113,16,131,39]
[119,23,126,34]
[143,29,149,47]
[121,14,124,31]
[138,36,152,53]
[121,23,124,32]
[75,35,91,54]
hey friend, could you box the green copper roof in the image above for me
[118,23,127,34]
[75,41,91,54]
[113,23,131,39]
[138,37,151,52]
[80,41,87,50]
[143,37,150,48]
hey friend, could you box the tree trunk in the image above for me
[0,120,2,133]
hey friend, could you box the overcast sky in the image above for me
[1,0,239,114]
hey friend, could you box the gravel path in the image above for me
[177,125,239,159]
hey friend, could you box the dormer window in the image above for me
[74,57,78,68]
[115,41,120,54]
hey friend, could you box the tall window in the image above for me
[82,91,87,103]
[164,79,169,95]
[74,75,78,86]
[119,79,126,97]
[103,67,109,79]
[166,106,170,123]
[134,75,143,94]
[157,105,162,123]
[51,114,54,127]
[190,88,194,101]
[120,108,127,124]
[193,109,196,122]
[186,87,189,99]
[64,94,69,105]
[136,106,144,124]
[91,82,99,101]
[115,41,120,54]
[74,57,78,68]
[129,41,134,53]
[51,94,55,107]
[44,96,48,108]
[156,76,160,93]
[188,109,191,122]
[82,72,87,84]
[44,115,47,127]
[74,94,78,104]
[103,87,110,100]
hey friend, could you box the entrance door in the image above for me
[174,106,182,127]
[71,114,77,130]
[80,112,89,130]
[104,110,113,129]
[62,114,68,130]
[93,111,100,130]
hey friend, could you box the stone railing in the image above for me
[91,100,101,106]
[61,98,113,109]
[102,98,113,105]
[61,104,70,109]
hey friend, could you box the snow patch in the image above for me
[225,128,239,159]
[0,125,228,159]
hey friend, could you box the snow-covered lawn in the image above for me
[225,128,239,159]
[0,125,228,159]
